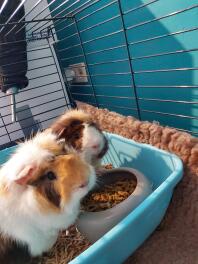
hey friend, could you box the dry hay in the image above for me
[40,226,90,264]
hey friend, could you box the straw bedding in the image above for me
[40,226,90,264]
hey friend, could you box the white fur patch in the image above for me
[82,124,105,158]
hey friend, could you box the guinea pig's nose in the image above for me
[92,144,99,149]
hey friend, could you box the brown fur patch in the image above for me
[31,176,61,209]
[34,190,60,213]
[50,118,85,150]
[60,120,84,150]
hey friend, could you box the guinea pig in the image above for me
[0,131,96,258]
[48,109,109,168]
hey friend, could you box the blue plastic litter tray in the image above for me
[70,132,183,264]
[0,132,183,264]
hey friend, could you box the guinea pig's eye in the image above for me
[45,171,56,181]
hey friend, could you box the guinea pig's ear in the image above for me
[56,120,84,139]
[50,123,66,138]
[57,127,66,138]
[15,164,37,185]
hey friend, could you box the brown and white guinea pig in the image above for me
[48,109,108,168]
[0,131,96,258]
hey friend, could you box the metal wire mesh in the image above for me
[55,0,198,135]
[0,0,197,150]
[0,0,74,149]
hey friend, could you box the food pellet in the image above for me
[81,178,137,212]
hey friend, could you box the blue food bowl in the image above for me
[0,132,183,264]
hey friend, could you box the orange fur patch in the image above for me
[57,109,92,123]
[50,110,92,133]
[54,155,90,205]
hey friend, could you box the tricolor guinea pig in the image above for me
[48,109,108,168]
[0,131,96,258]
